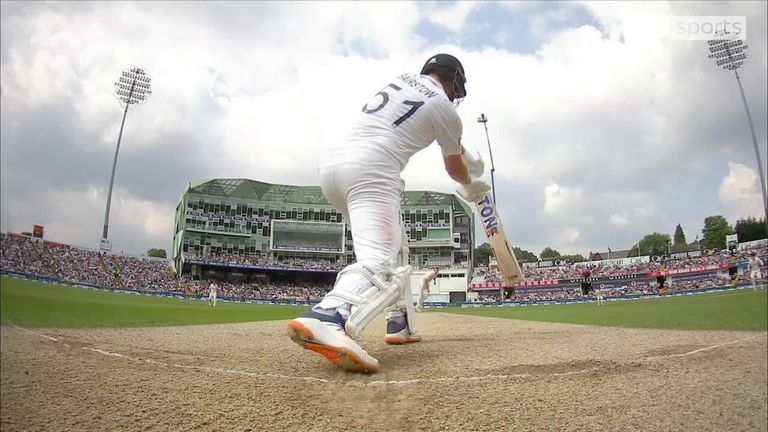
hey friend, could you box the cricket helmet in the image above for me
[420,53,467,102]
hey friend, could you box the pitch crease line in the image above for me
[642,339,750,360]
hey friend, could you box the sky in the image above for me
[1,1,766,257]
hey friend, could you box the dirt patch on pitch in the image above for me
[2,313,766,431]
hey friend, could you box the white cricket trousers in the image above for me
[314,162,405,313]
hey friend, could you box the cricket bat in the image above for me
[475,192,524,286]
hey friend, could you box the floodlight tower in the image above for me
[476,113,497,204]
[101,67,152,250]
[708,32,767,222]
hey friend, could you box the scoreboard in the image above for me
[270,220,345,254]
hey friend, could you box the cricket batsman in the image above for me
[416,267,440,312]
[287,54,490,373]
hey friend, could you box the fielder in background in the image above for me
[416,267,440,312]
[208,282,218,307]
[596,288,604,306]
[287,54,490,373]
[748,252,765,291]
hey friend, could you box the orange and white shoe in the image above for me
[384,315,422,345]
[287,310,379,373]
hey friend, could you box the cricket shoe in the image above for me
[384,314,422,345]
[287,309,379,373]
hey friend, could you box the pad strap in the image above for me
[324,263,390,306]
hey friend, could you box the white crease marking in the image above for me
[9,323,59,341]
[643,339,746,360]
[8,324,764,387]
[85,347,127,358]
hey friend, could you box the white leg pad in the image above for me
[400,269,418,332]
[390,229,419,331]
[324,263,403,339]
[384,266,418,333]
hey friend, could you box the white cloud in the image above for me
[580,1,673,43]
[719,162,765,219]
[558,226,581,244]
[609,213,629,226]
[421,1,483,33]
[338,2,423,56]
[543,183,589,222]
[608,205,656,228]
[0,180,170,253]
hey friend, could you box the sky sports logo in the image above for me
[670,16,747,40]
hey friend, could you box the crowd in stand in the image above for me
[666,275,730,292]
[470,272,734,303]
[472,246,767,285]
[0,233,332,301]
[254,281,330,301]
[195,251,266,265]
[472,267,505,284]
[175,277,331,301]
[274,257,341,271]
[1,234,50,277]
[519,254,725,281]
[273,238,340,251]
[189,250,343,271]
[2,232,764,304]
[1,233,178,291]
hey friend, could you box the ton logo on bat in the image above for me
[476,194,499,236]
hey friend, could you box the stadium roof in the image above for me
[188,179,325,204]
[186,179,471,211]
[589,249,633,260]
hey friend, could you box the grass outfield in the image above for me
[445,289,768,331]
[0,277,304,328]
[2,276,766,331]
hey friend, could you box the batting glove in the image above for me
[456,179,491,202]
[462,149,485,178]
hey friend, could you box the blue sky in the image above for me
[417,1,601,54]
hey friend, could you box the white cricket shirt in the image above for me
[750,257,764,270]
[321,74,463,174]
[425,269,439,282]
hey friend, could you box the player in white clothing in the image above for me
[416,267,440,312]
[748,252,764,290]
[287,54,490,373]
[208,282,218,307]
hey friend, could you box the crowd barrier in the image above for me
[2,269,757,310]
